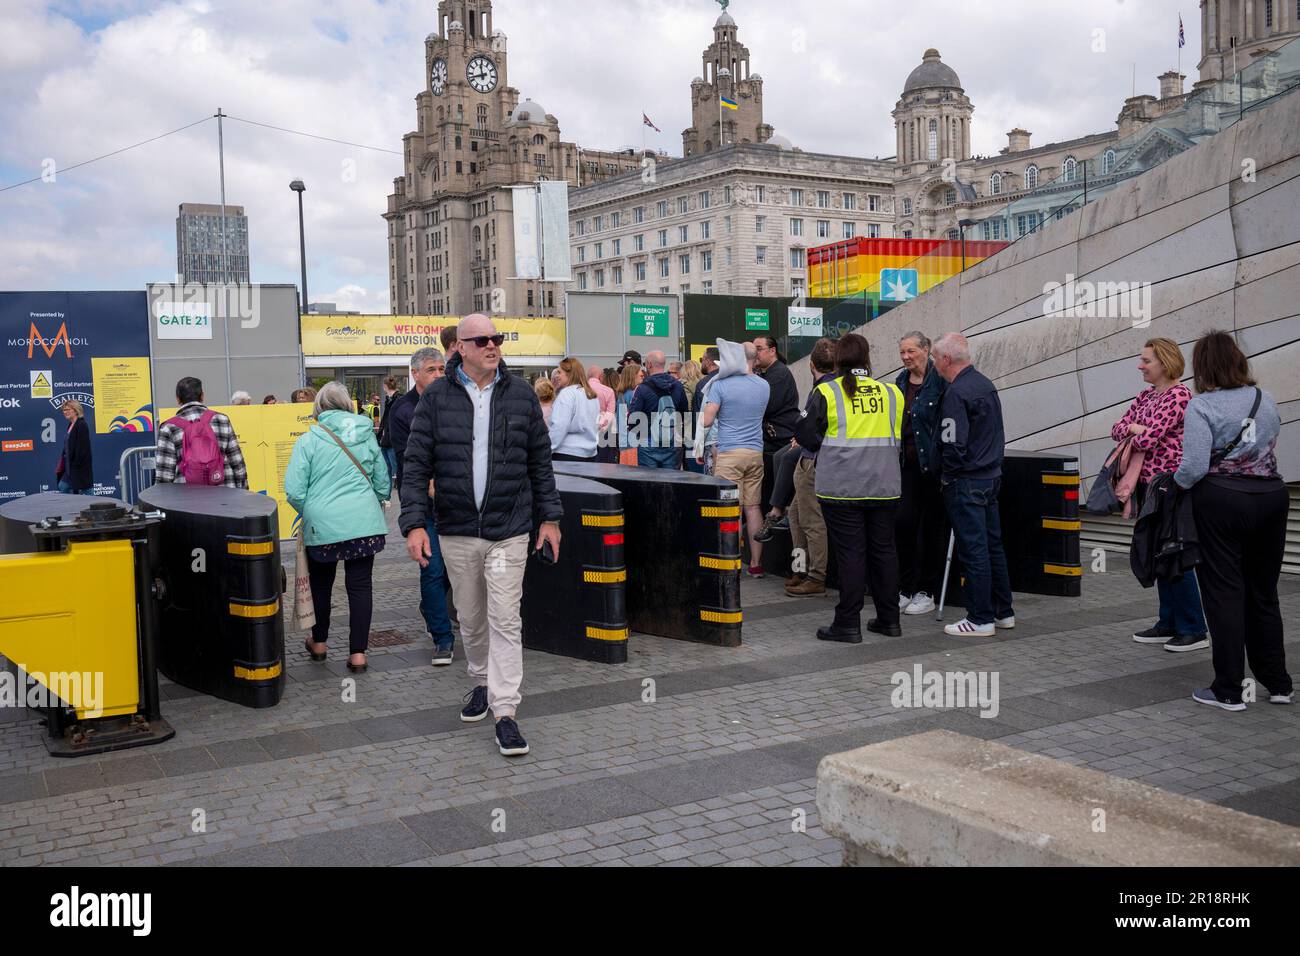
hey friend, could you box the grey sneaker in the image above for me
[432,646,454,667]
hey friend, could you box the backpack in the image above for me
[170,410,226,485]
[652,391,678,449]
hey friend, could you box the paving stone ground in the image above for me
[1,507,1297,867]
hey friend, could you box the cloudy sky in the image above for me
[1,0,1199,313]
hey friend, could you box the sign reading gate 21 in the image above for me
[629,302,669,337]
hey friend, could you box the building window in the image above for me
[595,269,605,288]
[902,229,913,239]
[947,229,960,240]
[902,198,913,215]
[659,258,670,278]
[702,280,713,294]
[577,246,586,263]
[658,229,668,247]
[578,273,588,290]
[945,188,957,205]
[476,105,488,127]
[612,212,621,227]
[790,218,804,236]
[755,245,767,264]
[843,222,855,239]
[791,278,805,296]
[594,242,603,258]
[594,215,603,231]
[678,225,689,243]
[657,200,669,217]
[1102,148,1116,175]
[700,221,711,239]
[613,238,621,256]
[844,193,856,210]
[816,220,830,238]
[756,280,766,296]
[725,215,732,233]
[635,262,646,281]
[576,220,586,236]
[724,186,732,203]
[1266,0,1273,26]
[679,254,691,274]
[699,190,711,208]
[633,206,644,223]
[790,188,803,205]
[755,215,766,232]
[754,185,766,203]
[928,119,938,160]
[816,190,830,208]
[1025,165,1039,190]
[677,196,689,214]
[702,251,713,272]
[790,248,805,268]
[613,266,623,285]
[1063,156,1078,182]
[634,234,644,251]
[725,247,733,265]
[867,223,880,238]
[990,173,1002,196]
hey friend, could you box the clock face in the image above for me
[430,58,448,95]
[466,55,498,93]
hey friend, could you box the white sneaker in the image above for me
[904,592,935,615]
[944,617,995,637]
[994,615,1016,629]
[899,593,913,610]
[1269,692,1293,705]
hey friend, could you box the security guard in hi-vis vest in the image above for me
[795,333,904,644]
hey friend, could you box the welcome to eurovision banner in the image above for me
[0,292,153,501]
[299,314,567,357]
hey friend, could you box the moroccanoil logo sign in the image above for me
[7,321,88,359]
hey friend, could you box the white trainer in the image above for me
[994,615,1016,629]
[904,592,936,615]
[944,617,995,637]
[898,593,912,610]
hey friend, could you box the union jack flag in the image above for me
[642,113,661,133]
[1178,15,1185,48]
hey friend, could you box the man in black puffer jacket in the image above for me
[400,314,562,759]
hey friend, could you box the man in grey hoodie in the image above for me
[628,350,690,468]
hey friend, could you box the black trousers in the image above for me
[895,458,948,597]
[552,451,596,462]
[1192,478,1292,703]
[308,554,376,655]
[821,499,900,630]
[769,443,801,512]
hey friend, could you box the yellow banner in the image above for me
[300,314,566,357]
[91,356,154,435]
[161,402,315,540]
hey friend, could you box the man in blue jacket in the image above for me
[628,350,689,468]
[933,333,1015,638]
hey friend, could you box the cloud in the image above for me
[0,0,1199,307]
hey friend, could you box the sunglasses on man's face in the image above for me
[464,334,504,348]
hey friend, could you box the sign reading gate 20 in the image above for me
[629,302,670,338]
[0,292,153,500]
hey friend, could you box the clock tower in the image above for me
[682,9,773,156]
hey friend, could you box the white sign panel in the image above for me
[511,185,541,279]
[788,306,824,337]
[154,301,213,340]
[538,180,572,281]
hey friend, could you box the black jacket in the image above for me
[757,360,800,447]
[377,392,397,449]
[896,361,946,477]
[398,354,562,541]
[938,365,1005,482]
[388,387,419,488]
[1130,473,1199,587]
[58,417,93,491]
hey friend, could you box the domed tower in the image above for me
[682,9,774,156]
[892,49,973,170]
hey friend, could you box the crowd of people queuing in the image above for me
[143,316,1291,758]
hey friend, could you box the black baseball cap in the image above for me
[619,350,642,367]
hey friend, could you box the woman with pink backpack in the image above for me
[154,377,248,488]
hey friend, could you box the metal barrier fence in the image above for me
[118,445,157,507]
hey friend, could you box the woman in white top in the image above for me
[548,356,600,461]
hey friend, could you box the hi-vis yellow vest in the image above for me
[813,372,904,501]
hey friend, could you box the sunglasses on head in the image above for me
[464,334,505,348]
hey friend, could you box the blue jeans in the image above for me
[383,447,398,497]
[57,480,92,495]
[637,446,680,469]
[420,516,454,649]
[1156,569,1207,636]
[942,476,1013,626]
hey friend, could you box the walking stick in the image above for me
[935,530,956,622]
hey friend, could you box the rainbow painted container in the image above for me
[807,237,1009,300]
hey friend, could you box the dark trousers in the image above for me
[1192,479,1292,703]
[821,499,899,630]
[553,451,596,462]
[896,459,947,597]
[1156,571,1207,636]
[769,443,800,512]
[308,554,375,655]
[942,476,1013,626]
[419,516,454,650]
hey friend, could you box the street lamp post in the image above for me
[290,180,309,313]
[958,218,976,272]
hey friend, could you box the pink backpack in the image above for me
[169,410,226,485]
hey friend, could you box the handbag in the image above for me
[292,527,316,631]
[1084,439,1127,514]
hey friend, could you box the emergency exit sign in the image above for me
[744,308,770,331]
[629,302,669,337]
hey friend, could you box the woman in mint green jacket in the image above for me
[285,382,390,673]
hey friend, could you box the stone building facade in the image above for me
[1198,0,1300,81]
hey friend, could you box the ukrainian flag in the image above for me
[720,96,738,110]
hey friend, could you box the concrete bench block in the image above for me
[817,730,1300,867]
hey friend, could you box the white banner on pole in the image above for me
[511,185,541,279]
[538,181,571,281]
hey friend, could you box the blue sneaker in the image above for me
[460,685,489,722]
[495,717,529,757]
[1192,688,1245,712]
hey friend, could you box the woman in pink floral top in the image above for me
[1113,338,1208,652]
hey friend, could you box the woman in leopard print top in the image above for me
[1113,338,1208,653]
